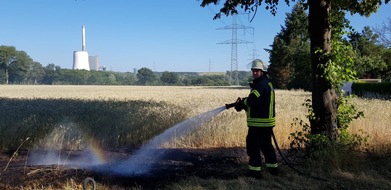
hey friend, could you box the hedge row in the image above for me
[352,82,391,99]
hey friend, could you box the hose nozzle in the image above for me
[225,102,236,109]
[225,97,241,109]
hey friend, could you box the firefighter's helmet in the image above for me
[251,59,268,73]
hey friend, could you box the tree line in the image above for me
[0,50,251,86]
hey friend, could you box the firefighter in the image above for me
[234,59,279,178]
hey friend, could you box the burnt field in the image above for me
[0,147,250,189]
[2,147,390,190]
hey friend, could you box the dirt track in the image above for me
[0,147,249,189]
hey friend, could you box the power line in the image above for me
[237,15,258,63]
[207,5,227,26]
[217,15,253,85]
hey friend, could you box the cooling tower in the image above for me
[89,55,100,71]
[73,51,90,70]
[73,26,90,70]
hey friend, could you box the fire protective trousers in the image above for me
[246,127,278,171]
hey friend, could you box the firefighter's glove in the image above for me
[234,97,246,112]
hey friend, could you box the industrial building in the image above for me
[73,26,101,71]
[89,55,100,71]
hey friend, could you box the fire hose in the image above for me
[271,131,327,181]
[83,177,96,190]
[225,100,328,181]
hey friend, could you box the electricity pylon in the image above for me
[217,15,253,85]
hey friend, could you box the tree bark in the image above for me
[4,68,9,84]
[308,0,338,140]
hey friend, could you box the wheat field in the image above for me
[0,85,390,150]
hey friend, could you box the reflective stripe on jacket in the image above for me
[244,75,275,127]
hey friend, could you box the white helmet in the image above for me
[251,59,268,73]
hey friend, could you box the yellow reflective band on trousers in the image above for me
[247,118,275,127]
[249,165,261,171]
[266,163,278,168]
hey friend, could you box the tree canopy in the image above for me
[136,67,157,85]
[373,17,391,47]
[349,26,390,79]
[0,45,37,84]
[266,2,311,90]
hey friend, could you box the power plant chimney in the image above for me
[82,26,86,51]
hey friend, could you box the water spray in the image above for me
[27,106,229,177]
[111,106,227,176]
[100,103,241,176]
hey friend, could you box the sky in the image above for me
[1,0,390,73]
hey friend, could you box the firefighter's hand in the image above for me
[234,97,246,112]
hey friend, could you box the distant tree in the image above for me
[349,26,384,57]
[58,69,90,85]
[181,77,192,86]
[27,61,45,84]
[0,45,17,84]
[349,26,388,79]
[55,65,61,71]
[8,50,33,84]
[160,71,179,85]
[136,67,156,85]
[46,63,56,70]
[41,63,60,84]
[373,17,391,48]
[0,68,5,83]
[87,71,104,84]
[191,77,213,86]
[115,72,136,85]
[206,75,230,85]
[381,49,391,80]
[86,71,117,85]
[102,73,117,85]
[225,70,250,86]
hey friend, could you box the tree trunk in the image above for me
[4,68,9,84]
[308,0,338,141]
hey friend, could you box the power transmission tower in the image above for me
[248,27,259,62]
[217,15,253,85]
